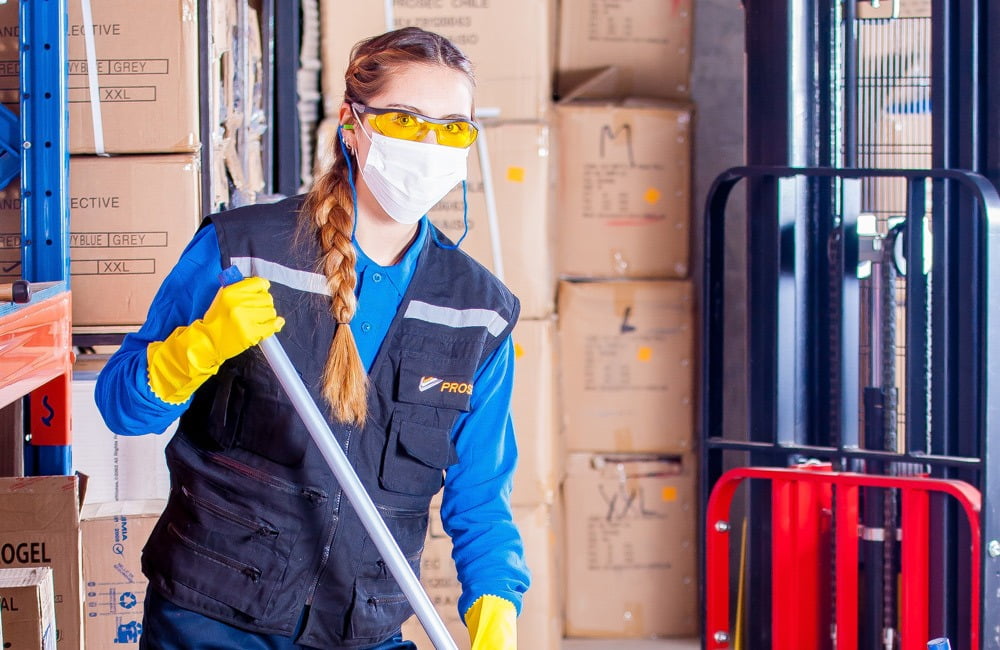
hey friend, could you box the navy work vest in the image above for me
[140,196,519,648]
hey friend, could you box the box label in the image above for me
[70,258,157,276]
[68,85,157,103]
[0,542,53,566]
[69,59,169,75]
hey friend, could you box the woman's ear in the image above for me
[338,102,358,151]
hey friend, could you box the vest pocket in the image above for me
[143,494,292,620]
[380,415,459,496]
[236,390,310,467]
[347,554,421,642]
[396,351,477,412]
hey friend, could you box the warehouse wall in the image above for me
[691,0,746,434]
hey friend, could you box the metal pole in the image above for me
[475,124,505,282]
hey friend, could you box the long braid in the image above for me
[301,154,368,424]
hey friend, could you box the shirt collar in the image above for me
[353,217,428,292]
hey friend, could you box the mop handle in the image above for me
[219,267,459,650]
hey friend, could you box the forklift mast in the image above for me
[700,1,1000,648]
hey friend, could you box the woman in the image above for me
[96,27,527,650]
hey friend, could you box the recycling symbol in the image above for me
[119,592,138,610]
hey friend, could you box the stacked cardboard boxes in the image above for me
[0,476,85,650]
[557,280,698,638]
[0,1,203,328]
[320,1,552,122]
[553,0,699,641]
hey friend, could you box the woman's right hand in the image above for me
[146,277,285,404]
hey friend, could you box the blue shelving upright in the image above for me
[4,0,74,476]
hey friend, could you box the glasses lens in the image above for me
[435,121,478,148]
[370,111,478,148]
[371,112,424,140]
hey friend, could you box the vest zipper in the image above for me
[180,486,279,539]
[303,424,352,606]
[205,451,328,504]
[167,522,263,582]
[367,593,409,608]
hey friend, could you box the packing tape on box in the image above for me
[79,0,107,156]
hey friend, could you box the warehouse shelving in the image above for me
[4,0,74,477]
[11,0,306,471]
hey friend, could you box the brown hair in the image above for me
[300,27,475,425]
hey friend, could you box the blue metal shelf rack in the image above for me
[4,0,74,476]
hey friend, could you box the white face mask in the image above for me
[355,121,470,225]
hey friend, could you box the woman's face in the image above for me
[340,62,475,169]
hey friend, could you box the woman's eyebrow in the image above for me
[386,103,471,121]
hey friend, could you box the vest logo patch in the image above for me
[418,376,474,395]
[439,381,474,395]
[419,376,444,392]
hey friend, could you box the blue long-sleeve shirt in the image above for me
[95,217,528,618]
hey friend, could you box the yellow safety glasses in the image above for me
[352,103,479,149]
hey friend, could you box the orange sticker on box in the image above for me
[637,346,653,362]
[643,187,662,204]
[506,166,526,183]
[662,486,678,501]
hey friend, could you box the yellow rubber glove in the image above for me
[147,277,285,404]
[464,595,517,650]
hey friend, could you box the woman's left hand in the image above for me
[464,595,517,650]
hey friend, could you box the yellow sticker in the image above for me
[514,342,525,359]
[507,166,526,183]
[637,346,653,362]
[644,187,662,204]
[662,486,677,502]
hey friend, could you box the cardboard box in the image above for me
[72,368,174,504]
[316,119,555,318]
[558,280,695,453]
[320,0,552,121]
[0,0,200,154]
[0,476,84,650]
[556,0,693,101]
[0,400,23,477]
[0,567,57,649]
[81,500,165,647]
[428,121,554,319]
[510,318,559,506]
[0,155,202,326]
[401,504,559,650]
[562,452,697,638]
[555,100,691,279]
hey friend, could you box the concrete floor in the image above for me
[563,639,700,649]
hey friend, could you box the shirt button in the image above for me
[372,272,383,283]
[361,322,372,333]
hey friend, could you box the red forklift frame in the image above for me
[704,465,981,650]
